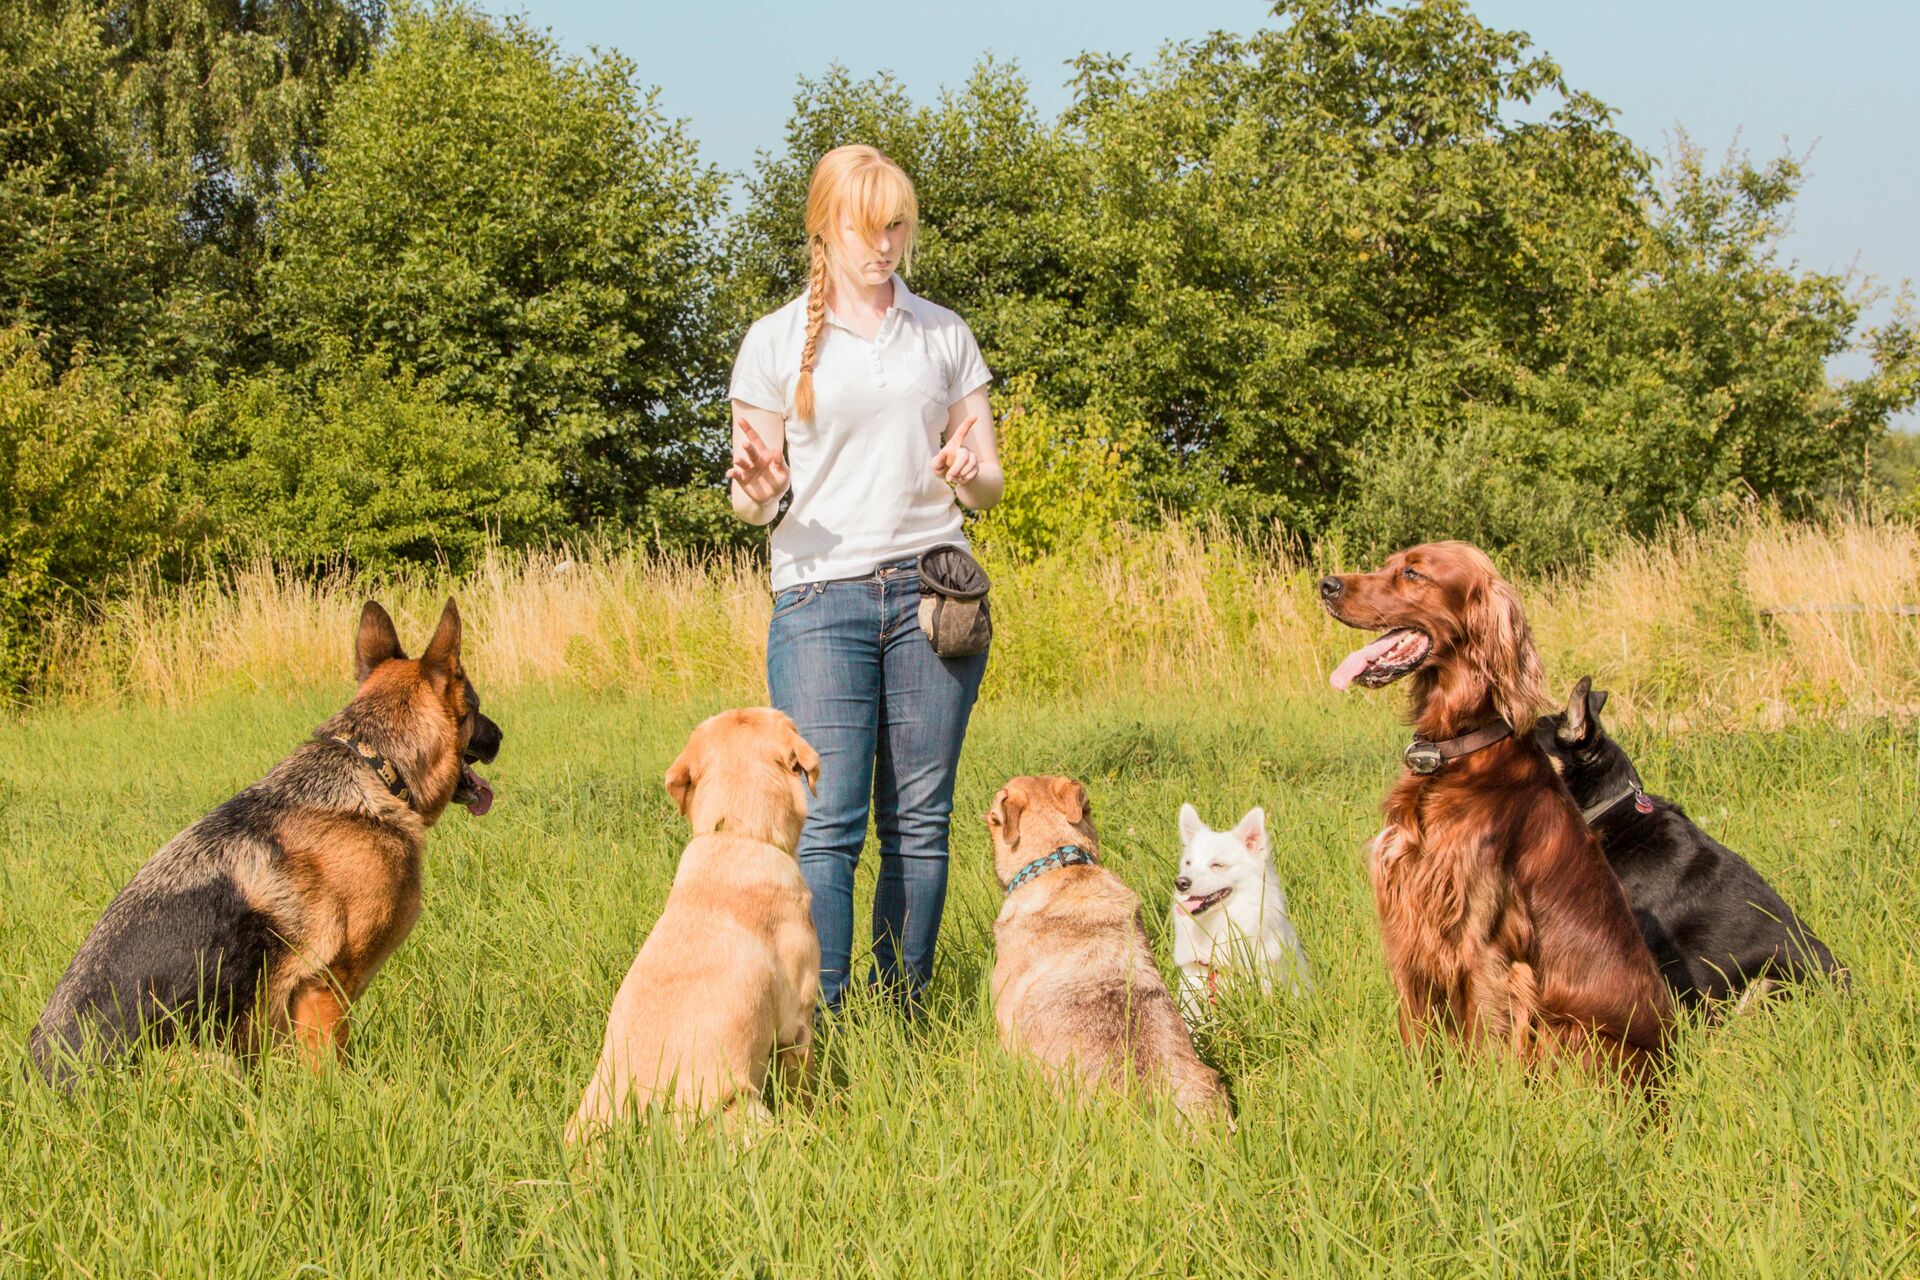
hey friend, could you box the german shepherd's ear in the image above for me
[1589,686,1610,721]
[356,601,405,683]
[788,732,821,796]
[985,785,1025,852]
[1050,776,1090,827]
[420,597,463,690]
[664,746,696,817]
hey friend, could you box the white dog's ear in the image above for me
[1232,806,1268,855]
[1177,803,1205,847]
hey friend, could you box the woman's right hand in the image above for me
[727,417,790,505]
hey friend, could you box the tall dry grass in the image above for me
[34,511,1920,729]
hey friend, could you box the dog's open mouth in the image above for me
[1331,627,1432,690]
[1178,887,1232,916]
[453,758,494,817]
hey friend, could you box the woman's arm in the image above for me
[932,386,1003,511]
[727,400,790,525]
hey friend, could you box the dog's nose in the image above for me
[1174,876,1192,893]
[1318,576,1343,601]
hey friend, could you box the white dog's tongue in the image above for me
[462,766,494,817]
[1331,632,1407,691]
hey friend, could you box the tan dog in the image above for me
[566,709,821,1142]
[986,776,1230,1126]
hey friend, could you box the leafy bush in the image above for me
[185,359,559,570]
[970,377,1151,559]
[1331,409,1621,572]
[0,328,178,687]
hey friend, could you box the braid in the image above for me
[794,236,828,421]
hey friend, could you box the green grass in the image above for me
[1,684,1915,1277]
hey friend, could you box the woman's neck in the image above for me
[826,267,893,321]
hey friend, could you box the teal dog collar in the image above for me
[1006,844,1096,895]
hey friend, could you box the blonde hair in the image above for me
[793,145,919,421]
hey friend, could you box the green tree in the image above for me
[0,0,382,378]
[265,4,727,528]
[0,0,186,370]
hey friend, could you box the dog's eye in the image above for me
[1402,567,1424,582]
[1210,863,1225,871]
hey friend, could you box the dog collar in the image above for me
[1005,844,1095,895]
[328,733,412,807]
[1581,770,1655,824]
[1405,720,1512,774]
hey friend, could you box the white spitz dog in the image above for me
[1170,804,1312,1021]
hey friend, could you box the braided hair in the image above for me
[791,145,918,422]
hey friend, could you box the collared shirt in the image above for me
[730,275,993,591]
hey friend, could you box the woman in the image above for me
[726,145,1003,1013]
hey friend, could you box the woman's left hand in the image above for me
[932,416,980,487]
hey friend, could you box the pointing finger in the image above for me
[944,416,978,453]
[735,418,771,458]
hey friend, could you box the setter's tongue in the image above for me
[1331,630,1414,690]
[461,765,494,817]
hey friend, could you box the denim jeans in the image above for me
[766,557,988,1011]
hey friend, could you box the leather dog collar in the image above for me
[1405,720,1513,775]
[1005,844,1095,895]
[328,733,412,807]
[1582,770,1655,824]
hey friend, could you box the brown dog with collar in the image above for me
[1320,542,1671,1085]
[986,775,1229,1125]
[31,600,500,1082]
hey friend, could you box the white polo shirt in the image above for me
[729,276,992,591]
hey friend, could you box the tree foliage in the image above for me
[264,4,727,527]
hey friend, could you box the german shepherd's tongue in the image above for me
[461,765,494,817]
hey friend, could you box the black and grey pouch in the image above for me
[916,544,992,658]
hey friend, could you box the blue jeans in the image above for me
[766,557,988,1012]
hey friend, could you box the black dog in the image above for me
[1534,677,1845,1012]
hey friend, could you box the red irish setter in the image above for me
[1319,541,1671,1084]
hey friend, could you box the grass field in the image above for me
[1,676,1915,1277]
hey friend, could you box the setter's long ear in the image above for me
[1465,571,1546,732]
[985,785,1026,852]
[420,597,462,689]
[664,746,697,817]
[356,602,404,683]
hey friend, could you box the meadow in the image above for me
[2,516,1917,1277]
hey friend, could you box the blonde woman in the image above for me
[727,145,1002,1013]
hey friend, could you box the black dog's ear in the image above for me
[356,601,404,683]
[1588,687,1610,722]
[1557,675,1593,744]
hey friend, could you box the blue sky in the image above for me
[516,0,1916,410]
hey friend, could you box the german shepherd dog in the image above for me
[1535,676,1845,1013]
[30,599,500,1083]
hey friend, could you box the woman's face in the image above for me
[828,213,905,288]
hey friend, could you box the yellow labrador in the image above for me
[986,776,1229,1126]
[567,709,821,1141]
